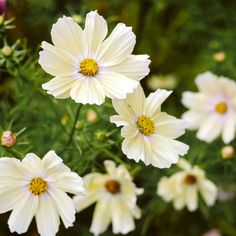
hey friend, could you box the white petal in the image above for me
[42,75,75,99]
[185,186,198,211]
[70,76,106,105]
[195,72,220,94]
[42,150,63,168]
[21,153,43,177]
[111,99,135,119]
[0,188,25,213]
[197,114,223,143]
[90,200,111,236]
[8,192,39,234]
[121,125,139,139]
[144,89,172,118]
[97,23,135,66]
[0,158,23,179]
[54,172,84,195]
[154,112,187,139]
[51,16,87,57]
[181,91,209,110]
[39,41,78,77]
[84,11,108,57]
[104,160,117,175]
[98,71,138,99]
[36,194,60,236]
[182,110,207,130]
[74,191,100,212]
[150,135,180,168]
[222,115,236,144]
[48,188,75,228]
[107,54,150,81]
[111,200,135,234]
[177,158,192,171]
[171,140,189,156]
[173,195,185,210]
[199,179,217,206]
[126,85,146,115]
[110,115,131,127]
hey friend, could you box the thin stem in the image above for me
[60,104,83,154]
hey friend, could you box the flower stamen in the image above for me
[80,58,99,77]
[215,102,227,114]
[136,115,155,136]
[105,180,120,194]
[29,178,48,196]
[184,174,197,185]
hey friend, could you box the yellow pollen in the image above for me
[105,180,121,194]
[29,178,48,196]
[184,174,197,185]
[80,58,99,77]
[215,102,227,114]
[136,115,155,136]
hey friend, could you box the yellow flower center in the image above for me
[215,102,227,114]
[105,180,120,194]
[184,174,197,185]
[29,178,48,196]
[136,115,155,136]
[80,58,99,77]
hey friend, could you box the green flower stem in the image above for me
[60,104,83,154]
[102,149,127,166]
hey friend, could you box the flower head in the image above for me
[110,85,189,168]
[39,11,150,105]
[157,159,217,211]
[74,160,143,235]
[0,151,84,236]
[1,131,16,147]
[182,72,236,144]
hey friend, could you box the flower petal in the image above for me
[90,200,111,236]
[111,199,135,234]
[42,75,75,99]
[182,110,207,130]
[144,89,172,118]
[97,23,135,66]
[111,99,135,120]
[98,71,138,99]
[107,54,150,81]
[8,192,39,234]
[39,42,78,77]
[222,115,236,144]
[51,16,87,57]
[36,194,60,236]
[84,11,108,57]
[70,76,106,105]
[199,179,217,206]
[48,188,75,228]
[185,186,198,211]
[154,112,187,139]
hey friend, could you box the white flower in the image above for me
[110,85,189,168]
[157,159,217,211]
[39,10,150,105]
[73,160,143,236]
[0,151,84,236]
[182,72,236,144]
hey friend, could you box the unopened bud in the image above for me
[213,52,226,63]
[72,14,83,24]
[221,145,234,160]
[1,131,16,147]
[2,45,12,56]
[95,131,107,142]
[86,109,97,122]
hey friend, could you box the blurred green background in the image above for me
[1,0,236,235]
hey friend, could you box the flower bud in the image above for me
[72,14,83,24]
[221,145,234,160]
[86,109,97,122]
[1,131,16,147]
[95,131,107,142]
[2,45,12,56]
[213,52,226,63]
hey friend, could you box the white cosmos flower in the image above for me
[157,159,217,211]
[182,71,236,144]
[0,150,84,236]
[38,10,150,105]
[110,85,189,168]
[73,160,143,236]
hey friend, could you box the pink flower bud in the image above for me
[221,145,234,159]
[1,131,16,147]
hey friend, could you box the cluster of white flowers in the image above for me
[2,9,231,236]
